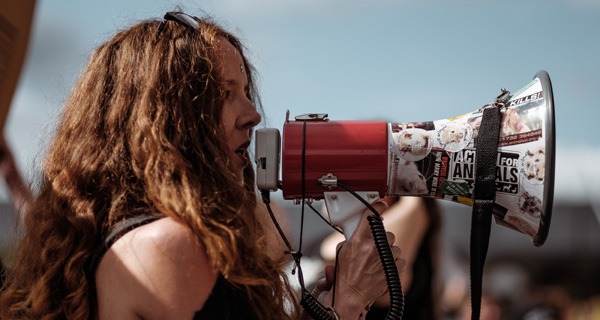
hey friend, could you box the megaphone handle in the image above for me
[322,190,404,319]
[323,191,380,239]
[340,220,360,241]
[301,206,405,320]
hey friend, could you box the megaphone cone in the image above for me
[256,71,555,246]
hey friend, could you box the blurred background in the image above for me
[1,0,599,319]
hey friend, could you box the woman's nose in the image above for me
[238,103,261,130]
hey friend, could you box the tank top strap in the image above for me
[102,215,162,256]
[87,214,162,281]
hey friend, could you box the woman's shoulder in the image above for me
[96,216,218,320]
[118,216,201,252]
[106,217,210,271]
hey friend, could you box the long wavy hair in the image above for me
[0,16,295,320]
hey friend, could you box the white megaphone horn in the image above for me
[256,70,555,247]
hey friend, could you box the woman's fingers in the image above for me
[391,245,406,272]
[386,231,396,246]
[391,244,401,260]
[335,240,346,253]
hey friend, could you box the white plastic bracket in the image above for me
[324,191,380,239]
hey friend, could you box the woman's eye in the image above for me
[224,90,232,99]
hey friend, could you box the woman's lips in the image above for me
[235,141,250,167]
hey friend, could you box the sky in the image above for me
[4,0,600,207]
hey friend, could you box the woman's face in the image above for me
[216,38,261,182]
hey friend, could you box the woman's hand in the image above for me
[314,202,406,319]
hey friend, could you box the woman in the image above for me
[0,12,403,319]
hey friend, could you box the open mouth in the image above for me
[235,142,250,162]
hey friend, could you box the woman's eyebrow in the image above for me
[225,79,238,86]
[225,79,249,92]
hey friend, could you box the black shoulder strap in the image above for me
[470,106,502,320]
[86,214,161,279]
[101,215,162,256]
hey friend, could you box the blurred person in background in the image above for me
[0,135,32,293]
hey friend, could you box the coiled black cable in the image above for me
[301,292,336,320]
[335,181,404,319]
[299,213,404,320]
[367,214,404,319]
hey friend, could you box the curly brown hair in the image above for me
[0,15,296,320]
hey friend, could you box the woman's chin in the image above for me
[233,168,245,185]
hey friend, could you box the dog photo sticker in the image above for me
[392,128,432,161]
[520,145,545,184]
[436,120,473,152]
[517,189,543,219]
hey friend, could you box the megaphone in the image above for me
[256,70,555,247]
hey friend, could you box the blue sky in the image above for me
[5,0,600,204]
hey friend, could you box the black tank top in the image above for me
[90,215,259,319]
